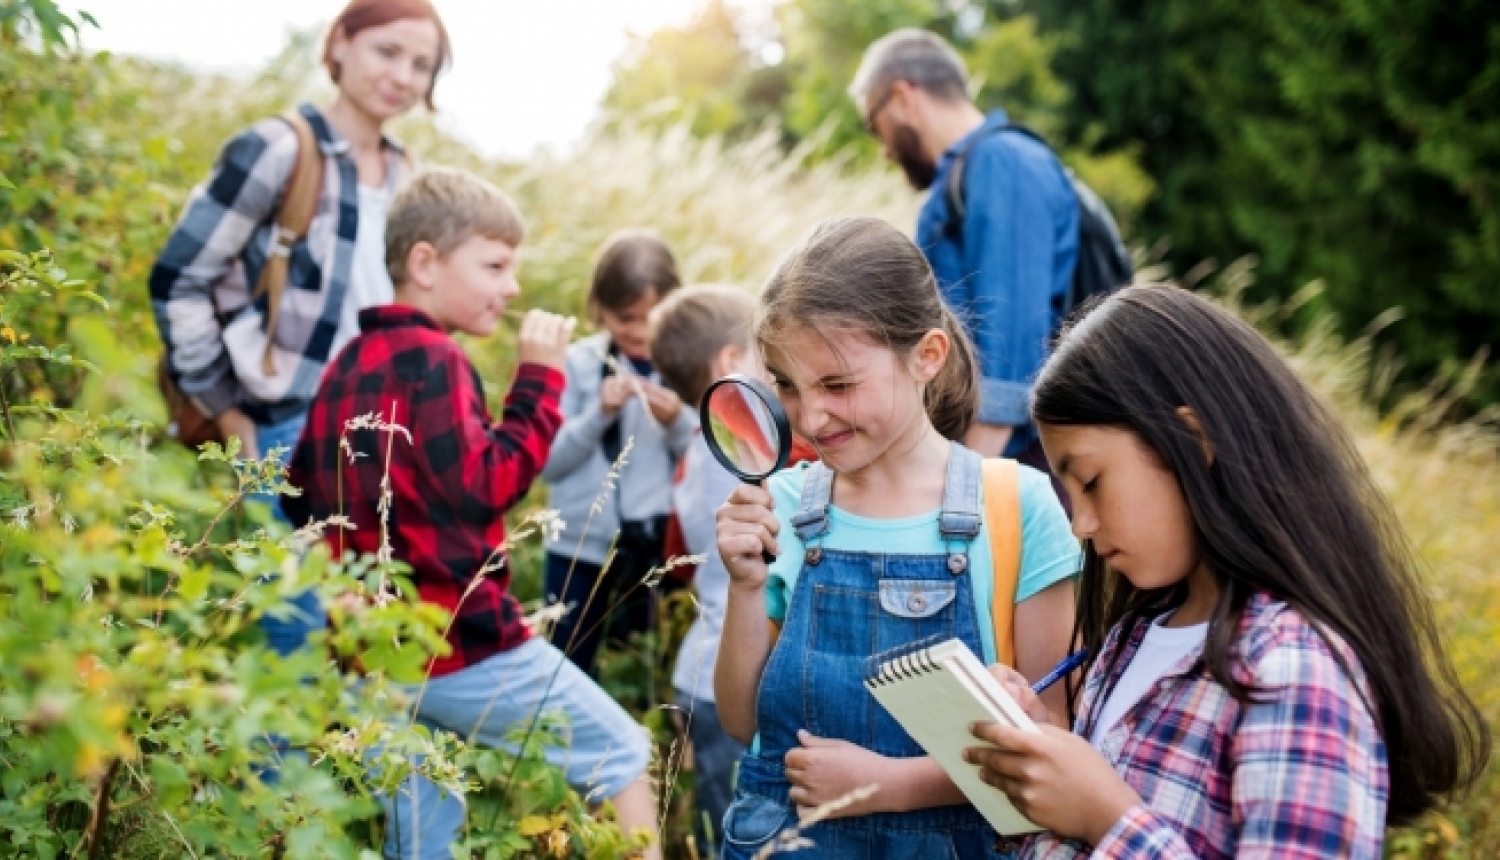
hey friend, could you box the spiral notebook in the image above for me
[863,637,1043,836]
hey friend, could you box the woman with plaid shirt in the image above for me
[965,286,1488,859]
[150,0,447,479]
[150,0,449,656]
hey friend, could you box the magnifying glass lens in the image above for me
[706,384,782,476]
[699,375,792,486]
[700,376,792,564]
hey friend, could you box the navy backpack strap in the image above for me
[943,122,1048,234]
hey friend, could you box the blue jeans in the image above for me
[381,637,652,860]
[720,444,1009,860]
[251,413,327,656]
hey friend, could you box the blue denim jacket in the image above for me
[916,110,1079,456]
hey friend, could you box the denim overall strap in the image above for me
[939,443,983,575]
[939,443,983,541]
[719,444,1007,860]
[789,462,835,542]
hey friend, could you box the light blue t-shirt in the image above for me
[765,461,1081,664]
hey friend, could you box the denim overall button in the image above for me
[947,553,968,575]
[906,593,928,613]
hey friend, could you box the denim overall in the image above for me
[720,443,1006,860]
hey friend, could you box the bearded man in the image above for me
[850,29,1079,478]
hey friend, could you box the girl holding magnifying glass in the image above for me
[713,218,1081,859]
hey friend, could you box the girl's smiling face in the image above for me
[1039,423,1204,592]
[763,325,940,473]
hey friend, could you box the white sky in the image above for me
[71,0,734,159]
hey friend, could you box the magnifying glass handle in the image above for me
[749,477,778,565]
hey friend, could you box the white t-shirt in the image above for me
[1090,613,1208,745]
[335,183,395,354]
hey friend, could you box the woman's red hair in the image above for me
[323,0,451,110]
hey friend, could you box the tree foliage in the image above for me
[602,0,1155,226]
[1026,0,1500,405]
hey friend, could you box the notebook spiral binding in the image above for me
[862,634,946,687]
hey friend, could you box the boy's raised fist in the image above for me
[517,310,576,370]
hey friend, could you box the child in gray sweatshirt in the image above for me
[542,231,697,675]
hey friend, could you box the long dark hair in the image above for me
[757,217,979,440]
[1032,284,1488,825]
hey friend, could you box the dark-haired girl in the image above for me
[966,284,1489,858]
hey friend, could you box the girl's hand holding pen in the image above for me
[985,664,1052,726]
[973,652,1138,845]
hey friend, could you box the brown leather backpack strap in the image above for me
[251,110,323,376]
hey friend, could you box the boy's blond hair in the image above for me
[385,167,525,285]
[649,284,757,407]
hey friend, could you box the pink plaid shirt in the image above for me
[1024,592,1388,860]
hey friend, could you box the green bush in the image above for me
[1026,0,1500,409]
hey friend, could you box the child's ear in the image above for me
[713,345,743,379]
[405,241,440,291]
[910,328,950,384]
[1176,406,1215,466]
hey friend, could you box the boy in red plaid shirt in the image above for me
[284,168,660,860]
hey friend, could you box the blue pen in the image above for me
[1030,649,1090,695]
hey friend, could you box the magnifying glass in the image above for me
[699,374,792,562]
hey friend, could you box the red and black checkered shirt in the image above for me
[284,305,564,676]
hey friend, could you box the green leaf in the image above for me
[178,564,211,602]
[150,757,192,808]
[474,749,505,783]
[0,171,14,190]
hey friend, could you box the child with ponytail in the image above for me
[713,217,1081,859]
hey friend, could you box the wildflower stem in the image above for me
[485,543,621,830]
[547,437,634,650]
[84,757,121,860]
[0,371,16,441]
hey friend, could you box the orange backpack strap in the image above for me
[251,110,323,376]
[982,458,1023,667]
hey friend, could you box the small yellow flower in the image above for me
[546,828,570,859]
[0,326,15,344]
[75,742,106,779]
[517,815,552,837]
